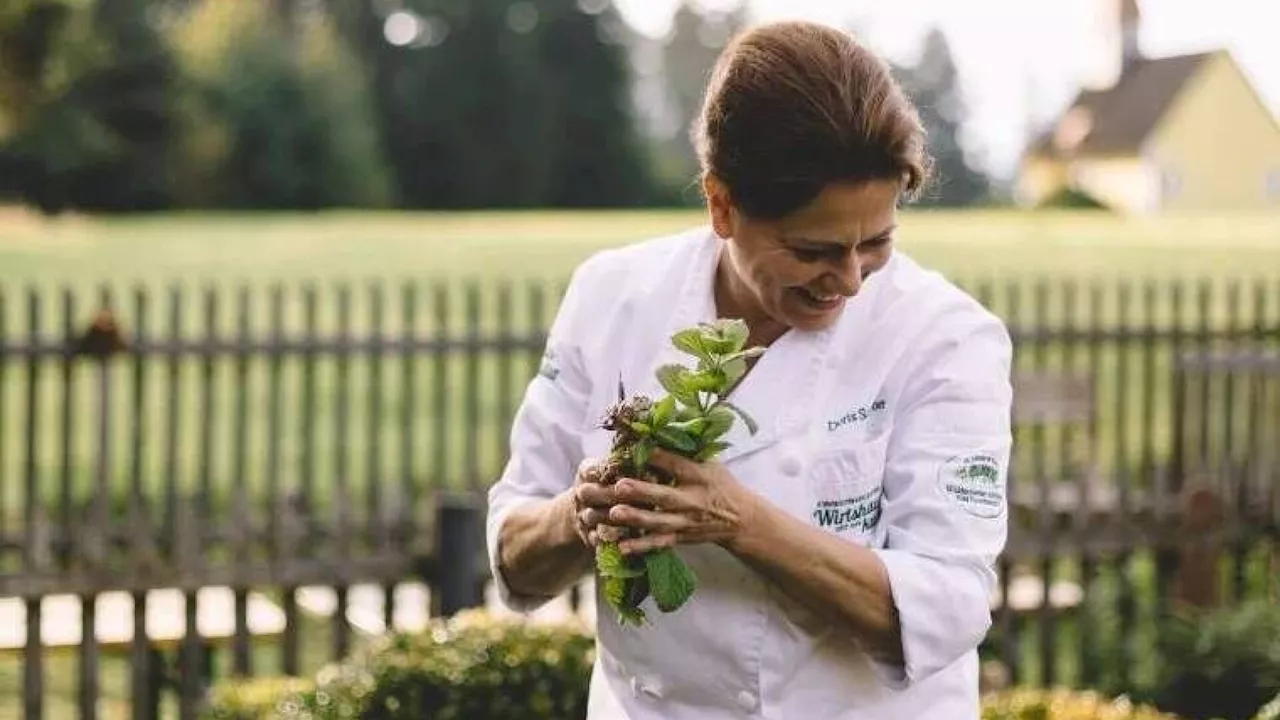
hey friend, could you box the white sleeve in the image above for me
[485,261,597,613]
[868,310,1013,689]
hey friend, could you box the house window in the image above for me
[1162,169,1183,199]
[1267,170,1280,201]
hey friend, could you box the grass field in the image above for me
[0,206,1278,717]
[4,207,1280,284]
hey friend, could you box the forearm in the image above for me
[725,493,903,664]
[497,491,595,599]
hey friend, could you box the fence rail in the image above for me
[1,275,1278,717]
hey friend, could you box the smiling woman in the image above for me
[486,19,1013,720]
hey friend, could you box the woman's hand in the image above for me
[570,457,622,548]
[606,447,759,555]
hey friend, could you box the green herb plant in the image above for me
[594,318,764,626]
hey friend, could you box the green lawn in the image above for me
[4,207,1280,285]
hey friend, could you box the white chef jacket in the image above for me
[486,226,1013,720]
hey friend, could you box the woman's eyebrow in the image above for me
[785,224,898,247]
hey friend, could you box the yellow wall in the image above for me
[1072,156,1160,214]
[1147,52,1280,212]
[1014,157,1068,205]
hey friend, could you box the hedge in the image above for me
[202,608,1280,720]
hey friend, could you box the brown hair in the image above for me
[693,21,932,220]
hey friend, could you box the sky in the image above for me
[611,0,1280,182]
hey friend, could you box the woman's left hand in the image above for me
[607,447,759,555]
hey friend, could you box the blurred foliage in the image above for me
[0,0,181,212]
[892,27,995,207]
[202,606,1280,720]
[167,0,393,209]
[1147,600,1280,720]
[982,688,1182,720]
[0,0,996,214]
[201,609,596,719]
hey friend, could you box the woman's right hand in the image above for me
[571,457,622,548]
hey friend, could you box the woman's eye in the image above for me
[792,248,828,262]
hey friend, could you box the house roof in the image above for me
[1030,52,1212,158]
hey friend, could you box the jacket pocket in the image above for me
[805,433,890,546]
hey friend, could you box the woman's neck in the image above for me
[713,253,789,349]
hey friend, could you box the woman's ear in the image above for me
[702,174,734,239]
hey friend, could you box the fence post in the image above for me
[436,493,486,617]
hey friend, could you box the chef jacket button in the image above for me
[736,690,757,711]
[779,453,802,477]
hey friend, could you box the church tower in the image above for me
[1120,0,1142,76]
[1083,0,1143,90]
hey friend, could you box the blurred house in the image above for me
[1016,0,1280,214]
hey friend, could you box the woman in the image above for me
[486,19,1012,720]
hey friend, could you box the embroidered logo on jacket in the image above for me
[812,487,882,534]
[537,348,560,381]
[938,453,1004,518]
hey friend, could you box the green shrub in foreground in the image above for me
[204,607,1280,720]
[202,610,595,719]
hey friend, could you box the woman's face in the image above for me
[707,177,900,336]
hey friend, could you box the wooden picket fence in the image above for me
[0,275,1276,717]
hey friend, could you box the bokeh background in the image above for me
[1,0,1278,718]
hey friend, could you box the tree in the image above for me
[654,0,747,203]
[535,0,655,207]
[0,0,182,213]
[893,28,992,207]
[166,0,393,209]
[354,0,657,209]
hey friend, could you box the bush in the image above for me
[982,688,1182,719]
[202,677,315,720]
[202,610,595,719]
[1149,600,1280,720]
[206,608,1280,720]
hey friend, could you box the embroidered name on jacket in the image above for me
[827,398,888,433]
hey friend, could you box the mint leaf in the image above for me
[671,329,707,359]
[702,406,734,442]
[655,364,698,406]
[631,438,653,469]
[654,425,698,454]
[666,416,707,437]
[719,318,749,351]
[598,542,643,578]
[694,440,731,461]
[721,357,747,389]
[650,395,675,426]
[645,548,698,613]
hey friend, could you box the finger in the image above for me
[620,532,677,555]
[576,458,606,485]
[578,507,610,530]
[613,477,685,511]
[608,504,688,534]
[575,483,616,509]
